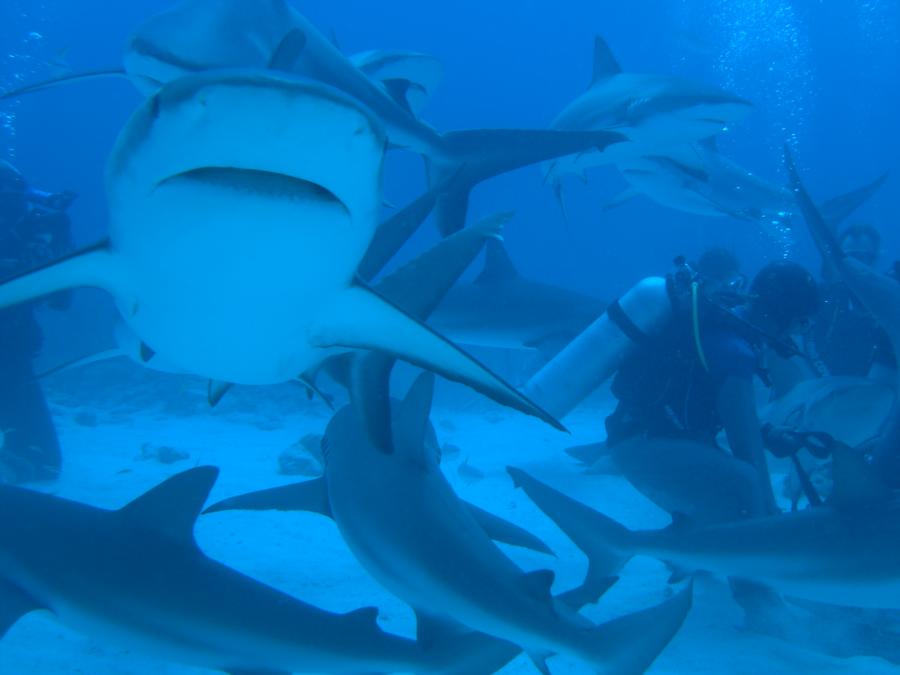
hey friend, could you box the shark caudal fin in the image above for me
[0,241,119,311]
[507,467,634,577]
[586,581,692,675]
[430,128,625,235]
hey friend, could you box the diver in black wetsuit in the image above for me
[604,260,820,516]
[806,223,897,382]
[0,160,75,483]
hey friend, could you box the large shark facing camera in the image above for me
[0,69,563,434]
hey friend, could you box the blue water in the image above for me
[1,1,899,673]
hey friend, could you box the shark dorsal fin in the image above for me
[591,36,621,85]
[119,467,219,542]
[268,28,308,71]
[396,371,436,460]
[475,239,520,286]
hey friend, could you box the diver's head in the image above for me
[0,160,27,229]
[838,223,880,267]
[695,247,745,295]
[748,261,819,337]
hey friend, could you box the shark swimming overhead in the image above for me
[0,68,564,437]
[87,0,617,235]
[606,139,889,230]
[544,35,752,191]
[0,466,523,674]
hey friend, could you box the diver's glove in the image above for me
[761,423,836,459]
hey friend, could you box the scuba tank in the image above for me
[524,276,673,419]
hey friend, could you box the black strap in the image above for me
[607,299,649,344]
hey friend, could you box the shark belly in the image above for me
[108,177,362,384]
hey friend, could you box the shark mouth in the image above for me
[156,167,350,214]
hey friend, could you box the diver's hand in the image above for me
[760,423,805,458]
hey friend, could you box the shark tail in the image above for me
[584,581,692,675]
[430,128,625,235]
[507,467,634,576]
[311,283,566,435]
[0,240,118,310]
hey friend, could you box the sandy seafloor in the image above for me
[1,357,898,675]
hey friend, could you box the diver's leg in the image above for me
[0,351,62,483]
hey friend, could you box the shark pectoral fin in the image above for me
[395,371,436,458]
[0,68,127,101]
[202,478,332,518]
[268,28,308,71]
[0,239,117,310]
[587,581,692,674]
[36,348,123,379]
[207,380,234,407]
[462,500,554,555]
[0,579,43,638]
[119,466,219,542]
[506,466,633,576]
[312,283,566,433]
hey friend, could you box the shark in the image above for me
[0,69,565,441]
[606,139,889,230]
[0,466,525,674]
[508,460,900,610]
[1,0,625,236]
[430,238,606,360]
[204,191,692,673]
[503,154,900,612]
[544,35,752,193]
[207,370,692,674]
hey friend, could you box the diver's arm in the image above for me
[717,375,778,515]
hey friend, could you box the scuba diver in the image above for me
[0,160,75,483]
[806,223,897,383]
[525,255,820,519]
